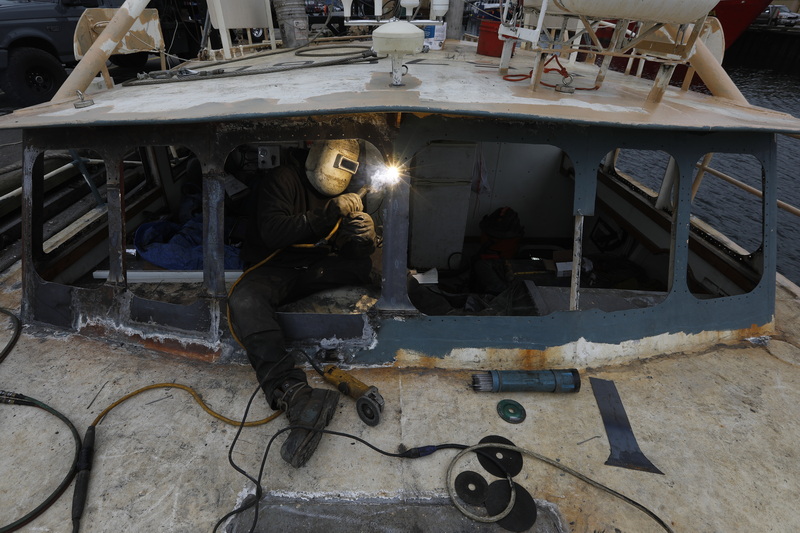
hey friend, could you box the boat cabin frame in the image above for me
[19,109,778,365]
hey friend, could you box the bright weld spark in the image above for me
[371,165,401,191]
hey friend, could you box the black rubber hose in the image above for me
[71,426,96,533]
[0,308,83,532]
[0,393,81,533]
[0,307,21,365]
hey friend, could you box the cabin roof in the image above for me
[3,39,800,134]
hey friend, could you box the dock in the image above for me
[724,23,800,71]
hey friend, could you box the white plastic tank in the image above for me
[534,0,719,25]
[430,0,449,19]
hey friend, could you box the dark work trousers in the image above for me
[228,252,372,407]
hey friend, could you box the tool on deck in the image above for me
[589,377,664,475]
[321,364,385,426]
[472,369,581,393]
[496,399,526,424]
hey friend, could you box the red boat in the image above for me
[712,0,773,48]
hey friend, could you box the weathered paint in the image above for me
[2,44,799,134]
[387,322,775,370]
[74,8,164,59]
[5,33,796,370]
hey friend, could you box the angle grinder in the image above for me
[322,364,385,426]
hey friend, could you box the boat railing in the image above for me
[692,158,800,218]
[610,150,800,218]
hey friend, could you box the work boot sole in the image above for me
[281,389,340,468]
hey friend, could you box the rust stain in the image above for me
[484,347,550,369]
[520,348,548,369]
[78,324,220,363]
[406,354,440,369]
[139,338,220,363]
[735,322,775,340]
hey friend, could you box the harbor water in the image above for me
[729,66,800,285]
[617,65,800,285]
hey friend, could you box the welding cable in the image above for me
[226,219,343,349]
[446,442,675,533]
[216,422,674,533]
[123,50,380,86]
[212,424,463,532]
[215,351,296,533]
[302,349,326,376]
[90,382,281,428]
[167,19,348,72]
[294,44,374,57]
[0,392,81,533]
[69,383,284,533]
[0,307,21,366]
[214,425,517,533]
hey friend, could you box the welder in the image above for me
[228,139,377,468]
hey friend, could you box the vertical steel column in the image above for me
[667,155,692,293]
[760,136,778,290]
[203,171,227,298]
[569,148,601,312]
[105,153,127,286]
[569,214,583,311]
[20,143,44,322]
[376,172,416,312]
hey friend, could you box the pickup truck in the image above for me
[0,0,203,107]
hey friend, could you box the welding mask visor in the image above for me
[305,140,361,196]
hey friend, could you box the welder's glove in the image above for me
[334,211,377,258]
[326,193,363,218]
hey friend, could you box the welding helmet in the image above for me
[305,140,361,196]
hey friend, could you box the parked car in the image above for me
[755,4,800,27]
[0,0,203,108]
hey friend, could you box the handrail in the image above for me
[693,162,800,218]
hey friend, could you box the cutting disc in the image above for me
[454,470,489,506]
[485,480,538,532]
[477,435,523,478]
[497,399,526,424]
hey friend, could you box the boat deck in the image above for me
[2,261,800,532]
[3,39,800,135]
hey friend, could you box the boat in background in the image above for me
[713,0,773,49]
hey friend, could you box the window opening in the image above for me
[406,141,577,316]
[33,148,151,285]
[687,152,764,298]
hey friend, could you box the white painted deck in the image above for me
[1,39,800,134]
[2,262,800,531]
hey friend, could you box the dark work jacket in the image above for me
[241,153,339,267]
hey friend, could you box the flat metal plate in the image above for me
[590,377,664,475]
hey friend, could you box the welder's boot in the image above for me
[275,381,340,468]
